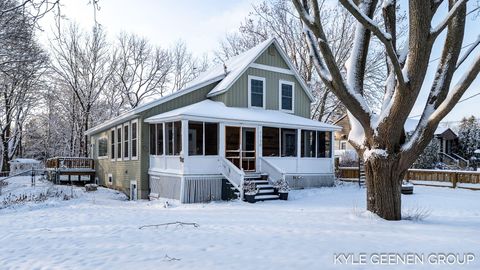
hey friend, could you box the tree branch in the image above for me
[339,0,407,86]
[431,0,468,38]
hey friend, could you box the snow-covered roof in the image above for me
[86,37,314,135]
[205,38,314,101]
[145,100,341,130]
[9,158,40,164]
[404,118,455,136]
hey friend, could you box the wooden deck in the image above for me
[46,157,95,183]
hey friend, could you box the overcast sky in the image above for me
[39,0,480,123]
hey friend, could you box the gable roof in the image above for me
[86,37,314,135]
[205,38,315,101]
[145,100,340,130]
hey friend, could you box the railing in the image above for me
[439,152,460,168]
[259,157,285,184]
[218,156,245,199]
[46,157,94,170]
[450,153,469,168]
[337,167,480,189]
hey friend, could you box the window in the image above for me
[280,81,294,112]
[188,121,203,155]
[149,124,164,156]
[317,131,331,158]
[262,127,280,157]
[301,130,316,157]
[281,129,297,157]
[110,129,115,160]
[165,121,182,156]
[98,138,108,158]
[205,123,218,155]
[116,126,122,160]
[340,141,347,150]
[248,76,265,108]
[124,124,129,159]
[156,123,163,155]
[174,121,182,155]
[149,124,156,155]
[131,121,138,159]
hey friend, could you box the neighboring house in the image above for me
[9,158,41,176]
[86,38,340,202]
[333,115,464,165]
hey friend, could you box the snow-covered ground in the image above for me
[0,177,479,270]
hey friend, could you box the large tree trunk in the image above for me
[364,156,405,220]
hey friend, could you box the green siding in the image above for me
[90,82,218,199]
[211,67,311,118]
[254,44,289,69]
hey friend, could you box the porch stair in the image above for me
[244,174,280,201]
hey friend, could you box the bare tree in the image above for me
[171,41,208,91]
[50,23,115,157]
[216,0,389,122]
[294,0,480,220]
[114,32,173,109]
[0,0,48,171]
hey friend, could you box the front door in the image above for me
[225,126,256,172]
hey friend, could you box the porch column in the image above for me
[181,119,189,168]
[296,128,301,172]
[219,123,225,158]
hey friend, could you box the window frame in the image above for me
[248,75,266,109]
[301,129,317,158]
[116,125,123,161]
[131,119,139,160]
[97,136,108,159]
[187,121,219,156]
[110,128,116,161]
[123,122,130,160]
[279,80,295,113]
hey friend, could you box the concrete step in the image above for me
[258,189,275,194]
[256,184,274,189]
[255,194,280,201]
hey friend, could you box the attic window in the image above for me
[268,46,275,56]
[248,76,265,108]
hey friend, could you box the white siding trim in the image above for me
[278,80,295,114]
[249,63,295,75]
[247,75,266,109]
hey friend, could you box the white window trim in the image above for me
[123,122,130,160]
[116,125,123,161]
[110,128,116,161]
[248,75,266,109]
[97,136,108,159]
[279,80,295,113]
[131,120,139,160]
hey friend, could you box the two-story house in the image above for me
[85,38,340,203]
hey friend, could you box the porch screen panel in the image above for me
[166,122,173,155]
[174,121,182,155]
[262,127,280,157]
[281,129,297,157]
[188,121,204,155]
[205,123,218,155]
[149,124,156,155]
[317,131,332,158]
[225,126,241,167]
[301,130,316,157]
[156,123,164,155]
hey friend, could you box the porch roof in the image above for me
[145,100,341,130]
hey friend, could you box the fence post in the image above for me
[452,172,458,188]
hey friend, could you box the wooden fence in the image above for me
[338,167,480,189]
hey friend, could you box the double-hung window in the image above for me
[279,80,294,112]
[248,76,265,108]
[123,123,129,159]
[131,121,138,159]
[110,128,115,160]
[116,126,122,160]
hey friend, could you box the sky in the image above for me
[38,0,480,123]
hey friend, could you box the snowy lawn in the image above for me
[0,177,479,270]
